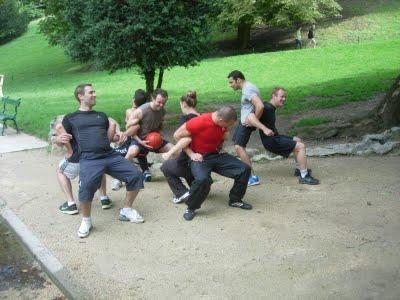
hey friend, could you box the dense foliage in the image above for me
[39,0,213,93]
[0,0,29,45]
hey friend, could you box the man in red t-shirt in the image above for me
[174,105,252,221]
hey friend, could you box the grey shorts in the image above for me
[58,158,79,180]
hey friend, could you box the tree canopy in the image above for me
[0,0,29,45]
[216,0,342,49]
[39,0,213,93]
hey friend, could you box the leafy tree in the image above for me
[39,0,212,93]
[0,0,29,45]
[216,0,342,49]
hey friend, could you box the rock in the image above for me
[307,127,400,157]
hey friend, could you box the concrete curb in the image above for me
[0,204,92,300]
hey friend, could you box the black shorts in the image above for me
[259,133,296,158]
[232,124,256,147]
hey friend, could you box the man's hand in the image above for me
[189,152,203,162]
[137,138,153,150]
[118,132,128,144]
[262,128,274,136]
[57,133,72,144]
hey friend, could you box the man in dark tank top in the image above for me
[121,88,173,161]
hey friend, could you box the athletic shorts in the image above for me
[232,124,256,147]
[259,133,297,158]
[58,158,79,180]
[79,152,143,202]
[129,138,169,156]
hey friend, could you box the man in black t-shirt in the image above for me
[58,84,144,238]
[55,117,113,215]
[259,87,319,185]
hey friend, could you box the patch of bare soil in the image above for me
[276,93,384,139]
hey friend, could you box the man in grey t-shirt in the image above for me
[228,70,274,186]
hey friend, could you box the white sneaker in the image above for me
[119,208,144,223]
[111,179,123,191]
[172,191,190,204]
[77,221,92,238]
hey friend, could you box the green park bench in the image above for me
[0,97,21,135]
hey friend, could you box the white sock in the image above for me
[67,201,75,206]
[300,169,308,178]
[82,217,92,226]
[122,207,132,214]
[100,195,108,201]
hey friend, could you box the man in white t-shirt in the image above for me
[228,70,274,186]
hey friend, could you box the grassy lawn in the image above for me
[317,0,400,46]
[1,5,400,139]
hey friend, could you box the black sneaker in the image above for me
[299,174,320,185]
[143,170,152,182]
[294,168,312,177]
[183,208,195,221]
[59,202,78,215]
[100,198,113,209]
[228,201,252,210]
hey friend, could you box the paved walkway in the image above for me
[0,127,48,154]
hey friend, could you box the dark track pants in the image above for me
[186,152,250,210]
[160,158,194,198]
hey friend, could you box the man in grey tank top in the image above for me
[228,70,274,187]
[122,88,173,160]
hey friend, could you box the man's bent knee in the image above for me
[294,142,305,152]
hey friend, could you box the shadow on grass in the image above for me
[208,0,400,58]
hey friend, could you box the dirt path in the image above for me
[0,148,399,299]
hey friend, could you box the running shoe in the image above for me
[172,191,190,204]
[228,201,252,210]
[59,202,78,215]
[247,175,260,186]
[119,208,144,223]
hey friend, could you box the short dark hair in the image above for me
[271,87,287,97]
[227,70,245,80]
[152,88,168,100]
[133,89,147,107]
[216,105,237,122]
[74,84,92,102]
[181,91,197,108]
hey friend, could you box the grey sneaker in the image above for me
[299,174,319,185]
[119,208,144,223]
[111,179,123,191]
[59,202,78,215]
[100,198,113,209]
[183,208,195,221]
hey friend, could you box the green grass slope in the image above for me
[1,16,399,138]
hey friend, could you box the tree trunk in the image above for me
[237,22,251,49]
[144,69,155,95]
[156,68,164,89]
[375,74,400,128]
[290,75,400,139]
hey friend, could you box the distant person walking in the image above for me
[295,26,302,49]
[308,24,316,48]
[0,75,4,98]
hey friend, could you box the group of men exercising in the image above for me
[56,70,319,238]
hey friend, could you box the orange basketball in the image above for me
[144,131,163,149]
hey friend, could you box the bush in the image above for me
[0,0,29,45]
[21,2,44,21]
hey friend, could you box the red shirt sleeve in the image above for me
[186,114,205,135]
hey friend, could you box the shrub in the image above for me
[0,0,29,45]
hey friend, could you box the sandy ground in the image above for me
[0,148,399,299]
